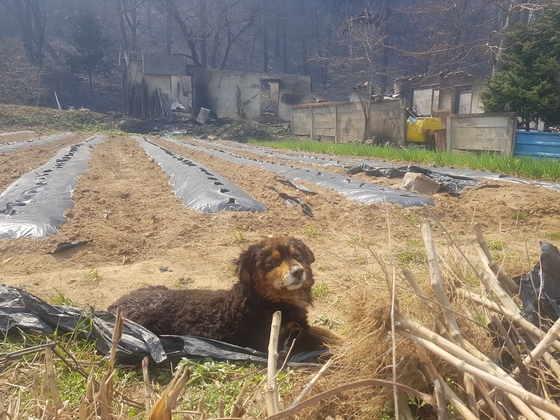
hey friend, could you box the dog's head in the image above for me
[236,236,315,307]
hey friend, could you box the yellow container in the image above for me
[407,117,443,143]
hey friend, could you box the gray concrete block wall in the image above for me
[447,112,516,155]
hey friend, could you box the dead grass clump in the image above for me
[286,285,445,420]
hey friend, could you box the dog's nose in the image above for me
[290,265,304,278]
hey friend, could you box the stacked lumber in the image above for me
[128,80,172,120]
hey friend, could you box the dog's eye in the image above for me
[266,259,279,268]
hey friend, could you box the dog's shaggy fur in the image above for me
[108,236,337,354]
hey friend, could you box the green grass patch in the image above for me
[312,313,345,330]
[231,227,246,243]
[509,209,528,221]
[48,288,78,306]
[302,224,316,237]
[394,239,426,266]
[544,231,560,240]
[487,239,507,250]
[175,358,298,417]
[251,139,560,181]
[84,267,104,285]
[1,328,301,419]
[0,104,115,132]
[312,281,333,298]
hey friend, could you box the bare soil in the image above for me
[1,132,560,328]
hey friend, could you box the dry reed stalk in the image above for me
[78,396,88,420]
[472,240,519,313]
[421,222,478,415]
[459,290,560,353]
[219,396,224,418]
[8,391,20,420]
[432,379,448,420]
[106,307,125,404]
[142,356,152,413]
[264,311,282,416]
[45,345,61,407]
[98,374,112,419]
[147,364,190,420]
[474,381,507,420]
[198,395,206,420]
[402,329,560,416]
[254,387,267,416]
[263,379,435,420]
[421,222,464,346]
[32,368,40,418]
[520,315,560,372]
[395,315,509,381]
[396,392,414,420]
[383,198,400,420]
[472,224,518,294]
[288,358,333,409]
[488,313,528,376]
[465,246,560,383]
[230,382,249,418]
[464,340,542,420]
[41,369,51,415]
[459,288,560,382]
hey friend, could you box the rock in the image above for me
[401,172,441,196]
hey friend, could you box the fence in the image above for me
[291,99,407,145]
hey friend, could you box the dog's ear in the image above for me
[235,244,259,285]
[291,237,315,265]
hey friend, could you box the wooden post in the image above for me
[264,311,282,416]
[310,106,315,141]
[335,103,339,144]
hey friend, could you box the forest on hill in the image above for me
[0,0,545,112]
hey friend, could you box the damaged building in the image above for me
[394,71,488,126]
[120,51,315,121]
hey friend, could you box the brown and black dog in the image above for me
[108,236,338,354]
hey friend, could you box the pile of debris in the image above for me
[215,121,272,143]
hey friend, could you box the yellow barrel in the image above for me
[407,117,443,143]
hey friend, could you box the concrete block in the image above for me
[196,107,210,124]
[400,172,441,196]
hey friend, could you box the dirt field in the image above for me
[1,132,560,330]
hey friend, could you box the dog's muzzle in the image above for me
[283,265,306,289]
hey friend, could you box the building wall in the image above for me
[447,112,517,155]
[124,57,192,111]
[291,99,406,145]
[193,68,262,119]
[193,69,313,121]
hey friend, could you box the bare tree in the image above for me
[115,0,146,51]
[151,0,260,69]
[0,0,47,65]
[0,37,47,105]
[324,8,388,139]
[387,0,553,80]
